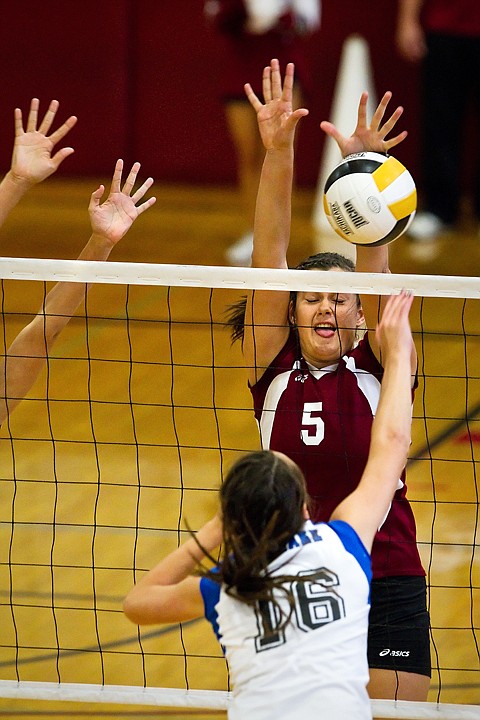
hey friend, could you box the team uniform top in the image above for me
[200,519,373,720]
[249,332,424,580]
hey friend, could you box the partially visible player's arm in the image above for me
[321,90,413,369]
[243,59,308,384]
[0,160,155,426]
[330,290,414,551]
[396,0,427,63]
[123,515,223,625]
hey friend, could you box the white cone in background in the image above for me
[312,34,377,259]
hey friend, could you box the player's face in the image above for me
[292,275,364,367]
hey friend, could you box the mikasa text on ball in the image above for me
[323,151,417,246]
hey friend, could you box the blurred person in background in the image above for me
[204,0,320,265]
[396,0,480,242]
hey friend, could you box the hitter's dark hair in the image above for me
[196,451,321,630]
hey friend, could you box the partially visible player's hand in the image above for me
[376,289,414,362]
[320,91,408,157]
[89,159,156,247]
[244,58,308,152]
[10,98,77,185]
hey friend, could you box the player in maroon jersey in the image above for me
[227,59,430,701]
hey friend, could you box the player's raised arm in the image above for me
[0,160,155,426]
[242,59,309,384]
[330,290,415,550]
[123,514,223,625]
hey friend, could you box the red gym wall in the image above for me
[0,1,420,187]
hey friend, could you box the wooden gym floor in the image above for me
[0,179,478,717]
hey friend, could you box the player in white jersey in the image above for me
[202,518,372,719]
[124,289,415,720]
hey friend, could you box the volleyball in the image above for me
[323,151,417,246]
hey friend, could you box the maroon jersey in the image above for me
[205,1,316,101]
[250,332,425,580]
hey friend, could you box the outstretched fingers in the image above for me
[355,91,369,130]
[376,290,414,351]
[261,64,273,104]
[281,62,296,104]
[319,119,344,146]
[381,290,414,332]
[88,184,106,212]
[370,91,393,131]
[244,83,262,112]
[135,190,156,214]
[14,97,77,146]
[245,59,303,118]
[131,176,156,211]
[13,98,42,138]
[270,58,283,100]
[13,107,24,138]
[25,97,40,133]
[109,158,124,194]
[108,159,156,211]
[48,114,78,146]
[50,145,76,169]
[121,161,141,195]
[398,289,414,316]
[381,105,408,150]
[37,99,61,135]
[384,128,408,151]
[372,91,408,149]
[88,158,155,244]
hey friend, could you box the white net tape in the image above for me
[0,256,479,297]
[0,681,478,719]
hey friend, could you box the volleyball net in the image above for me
[0,258,478,718]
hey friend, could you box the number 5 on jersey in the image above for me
[301,402,324,446]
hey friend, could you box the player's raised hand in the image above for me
[320,91,408,158]
[88,159,156,246]
[376,290,415,362]
[10,98,77,185]
[244,58,308,151]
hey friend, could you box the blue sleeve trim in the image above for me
[199,575,222,642]
[328,520,372,583]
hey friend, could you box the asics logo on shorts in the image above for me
[379,648,410,657]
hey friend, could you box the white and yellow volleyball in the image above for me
[323,151,417,246]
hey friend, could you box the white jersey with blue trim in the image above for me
[200,519,372,720]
